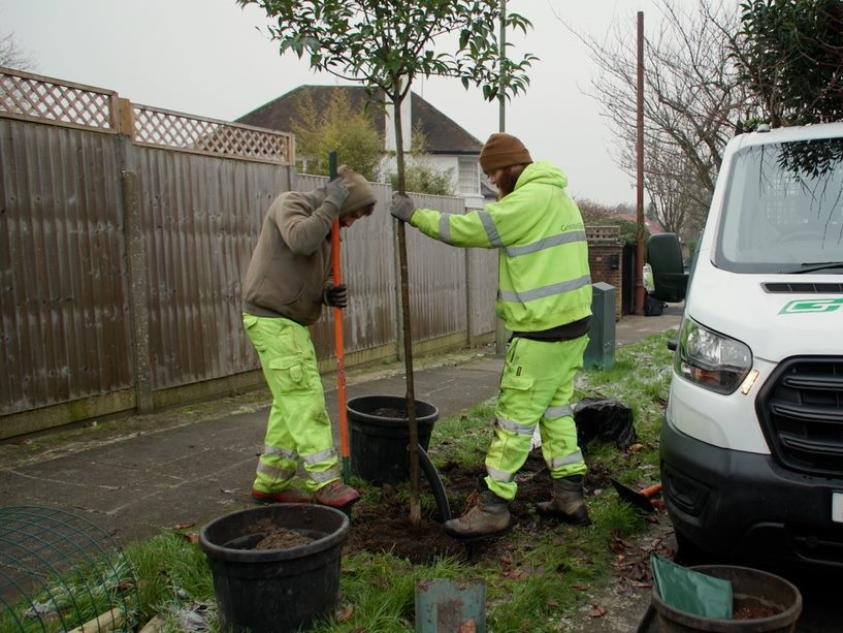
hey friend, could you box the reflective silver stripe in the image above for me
[263,446,297,461]
[303,448,337,465]
[498,275,592,303]
[478,211,503,248]
[486,466,514,483]
[496,417,536,436]
[309,466,341,484]
[544,406,573,420]
[256,461,295,482]
[438,213,453,244]
[506,230,587,258]
[547,450,585,470]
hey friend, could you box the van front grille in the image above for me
[757,357,843,477]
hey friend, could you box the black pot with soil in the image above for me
[347,395,439,485]
[199,504,349,633]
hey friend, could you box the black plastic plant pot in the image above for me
[347,395,439,484]
[651,564,802,633]
[199,504,349,633]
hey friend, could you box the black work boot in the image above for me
[444,489,511,538]
[537,475,591,525]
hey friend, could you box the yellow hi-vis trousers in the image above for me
[485,335,589,501]
[243,313,340,494]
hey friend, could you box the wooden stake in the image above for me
[66,608,124,633]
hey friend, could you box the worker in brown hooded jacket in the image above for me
[242,166,376,508]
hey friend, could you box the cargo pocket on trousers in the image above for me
[269,355,311,391]
[498,370,535,413]
[500,372,534,393]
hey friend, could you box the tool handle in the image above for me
[328,152,350,481]
[640,483,663,498]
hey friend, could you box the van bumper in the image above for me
[660,414,843,569]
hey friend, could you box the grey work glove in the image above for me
[323,283,348,309]
[390,192,416,223]
[324,178,349,214]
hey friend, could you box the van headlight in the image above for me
[675,318,752,394]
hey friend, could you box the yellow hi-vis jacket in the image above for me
[409,161,592,332]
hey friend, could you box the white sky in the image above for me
[2,0,699,205]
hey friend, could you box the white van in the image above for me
[660,123,843,568]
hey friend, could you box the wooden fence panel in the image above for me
[406,193,468,342]
[134,146,290,390]
[468,248,499,337]
[0,120,131,415]
[0,66,498,435]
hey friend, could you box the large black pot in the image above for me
[347,395,439,484]
[200,504,349,633]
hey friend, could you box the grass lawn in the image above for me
[6,330,678,633]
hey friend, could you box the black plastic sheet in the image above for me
[574,398,637,450]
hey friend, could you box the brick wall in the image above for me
[586,226,623,321]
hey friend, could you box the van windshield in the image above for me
[716,138,843,273]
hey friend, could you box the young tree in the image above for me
[238,0,535,522]
[291,88,383,181]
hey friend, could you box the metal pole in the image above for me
[634,11,646,316]
[499,0,506,133]
[495,0,509,354]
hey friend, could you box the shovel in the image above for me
[611,478,663,513]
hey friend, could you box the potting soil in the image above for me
[250,517,315,550]
[733,596,783,620]
[371,407,405,418]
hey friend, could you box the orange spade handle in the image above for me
[331,219,350,466]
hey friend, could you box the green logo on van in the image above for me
[780,298,843,314]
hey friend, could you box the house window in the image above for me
[458,157,480,194]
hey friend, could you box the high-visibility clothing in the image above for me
[243,313,341,494]
[484,335,588,501]
[409,161,592,332]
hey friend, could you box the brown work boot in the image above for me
[251,488,313,504]
[537,476,591,525]
[313,480,361,509]
[444,489,511,538]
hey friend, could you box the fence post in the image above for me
[120,169,153,413]
[109,97,134,137]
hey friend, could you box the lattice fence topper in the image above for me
[133,103,293,164]
[0,66,115,130]
[586,224,622,242]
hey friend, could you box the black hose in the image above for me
[417,444,452,522]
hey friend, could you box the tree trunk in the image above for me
[392,89,421,526]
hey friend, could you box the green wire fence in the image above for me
[0,506,137,633]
